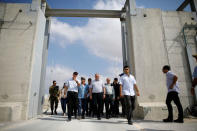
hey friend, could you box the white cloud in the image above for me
[93,0,126,10]
[45,65,74,92]
[107,65,123,78]
[45,64,123,93]
[47,0,127,90]
[50,0,125,63]
[45,65,92,93]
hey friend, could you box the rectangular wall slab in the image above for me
[0,2,46,122]
[128,8,197,120]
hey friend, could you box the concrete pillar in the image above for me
[37,18,51,115]
[124,0,197,120]
[0,1,47,122]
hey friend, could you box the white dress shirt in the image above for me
[120,74,137,96]
[166,71,179,93]
[105,83,114,95]
[65,78,80,93]
[90,80,105,93]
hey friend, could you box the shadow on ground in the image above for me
[127,129,174,131]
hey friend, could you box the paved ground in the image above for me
[1,114,197,131]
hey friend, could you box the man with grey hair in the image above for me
[89,73,106,120]
[104,78,115,119]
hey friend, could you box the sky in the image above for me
[44,0,191,92]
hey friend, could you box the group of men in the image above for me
[49,66,139,124]
[49,54,197,125]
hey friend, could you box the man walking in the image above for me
[89,74,106,120]
[78,77,89,119]
[104,78,115,119]
[86,78,93,117]
[49,80,59,115]
[112,78,121,117]
[120,66,140,125]
[65,72,80,121]
[60,83,67,116]
[162,65,184,123]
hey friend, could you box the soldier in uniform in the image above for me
[49,80,60,115]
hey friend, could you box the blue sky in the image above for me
[45,0,191,89]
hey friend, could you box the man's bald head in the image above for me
[95,73,100,81]
[106,78,110,84]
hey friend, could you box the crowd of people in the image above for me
[49,66,139,124]
[49,54,197,125]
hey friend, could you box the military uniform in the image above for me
[49,85,59,115]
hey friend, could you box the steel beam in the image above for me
[45,9,123,18]
[176,0,191,11]
[190,0,197,11]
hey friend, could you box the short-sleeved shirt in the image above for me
[78,84,89,99]
[119,74,136,96]
[90,80,105,93]
[65,78,80,92]
[193,66,197,78]
[105,83,115,99]
[166,71,179,93]
[105,83,114,95]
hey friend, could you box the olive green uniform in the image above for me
[49,85,59,114]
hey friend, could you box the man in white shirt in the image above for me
[65,72,80,121]
[89,73,106,120]
[104,78,115,119]
[162,65,183,123]
[120,66,140,125]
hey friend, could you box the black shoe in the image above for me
[82,116,85,119]
[51,112,53,115]
[67,118,71,122]
[77,116,81,120]
[54,111,57,115]
[106,116,109,119]
[174,119,184,123]
[163,118,173,122]
[97,117,101,120]
[121,114,125,117]
[128,121,133,125]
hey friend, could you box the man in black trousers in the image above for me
[120,66,140,125]
[162,65,184,123]
[112,78,120,117]
[89,73,106,120]
[65,72,80,121]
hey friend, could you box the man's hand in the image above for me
[103,94,105,99]
[90,95,92,100]
[136,91,140,96]
[169,84,174,89]
[120,94,124,98]
[117,96,119,100]
[63,94,66,98]
[191,87,195,95]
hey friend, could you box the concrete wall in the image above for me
[37,18,50,115]
[0,2,46,122]
[128,8,197,119]
[27,8,46,119]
